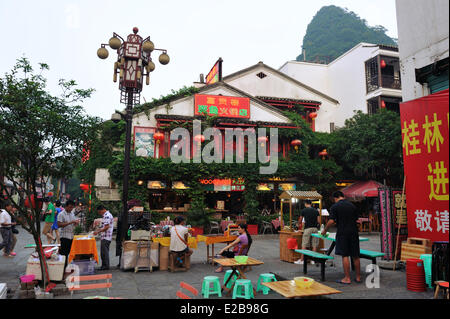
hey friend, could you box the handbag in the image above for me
[12,227,19,234]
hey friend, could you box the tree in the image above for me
[329,110,403,186]
[0,58,101,285]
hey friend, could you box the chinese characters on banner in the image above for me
[205,59,222,85]
[194,94,250,119]
[400,89,449,242]
[134,127,155,157]
[199,178,245,191]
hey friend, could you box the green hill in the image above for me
[296,5,397,63]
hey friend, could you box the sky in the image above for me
[0,0,399,120]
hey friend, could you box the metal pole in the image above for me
[119,89,133,251]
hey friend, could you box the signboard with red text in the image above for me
[194,94,250,119]
[400,89,449,242]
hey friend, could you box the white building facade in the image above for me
[395,0,449,102]
[279,43,403,131]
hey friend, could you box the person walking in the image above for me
[51,201,62,244]
[93,205,114,270]
[57,200,79,269]
[42,198,56,244]
[9,207,19,256]
[0,201,15,258]
[294,200,320,265]
[321,191,361,284]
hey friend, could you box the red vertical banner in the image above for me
[400,89,449,242]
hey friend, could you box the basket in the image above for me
[234,256,248,264]
[294,276,314,288]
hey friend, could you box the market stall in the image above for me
[278,190,324,263]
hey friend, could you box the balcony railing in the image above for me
[381,74,401,90]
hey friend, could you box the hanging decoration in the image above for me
[258,136,268,147]
[318,149,328,160]
[380,59,387,69]
[290,139,302,152]
[153,131,165,144]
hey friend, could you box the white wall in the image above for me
[396,0,449,101]
[280,43,401,129]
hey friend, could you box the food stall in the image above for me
[278,190,324,262]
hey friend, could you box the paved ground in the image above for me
[0,223,436,299]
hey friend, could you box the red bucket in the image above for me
[406,258,426,292]
[287,238,298,250]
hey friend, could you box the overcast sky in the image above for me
[0,0,399,120]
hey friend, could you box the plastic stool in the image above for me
[420,254,432,288]
[201,276,222,298]
[256,273,277,295]
[223,270,240,289]
[232,279,254,299]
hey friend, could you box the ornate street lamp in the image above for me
[97,27,170,256]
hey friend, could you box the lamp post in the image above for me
[97,27,169,258]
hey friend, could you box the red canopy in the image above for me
[341,180,384,201]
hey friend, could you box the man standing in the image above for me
[51,201,62,245]
[0,201,15,258]
[294,200,320,265]
[42,198,56,244]
[93,205,114,270]
[57,200,79,269]
[321,191,361,284]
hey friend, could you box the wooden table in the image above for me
[197,234,237,264]
[262,280,341,299]
[213,257,264,296]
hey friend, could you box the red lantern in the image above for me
[309,112,318,120]
[290,139,302,152]
[318,149,328,160]
[153,132,165,144]
[80,183,90,192]
[194,134,205,143]
[258,136,268,147]
[381,100,386,108]
[47,192,53,197]
[380,59,387,69]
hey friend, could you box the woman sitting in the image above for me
[215,223,253,273]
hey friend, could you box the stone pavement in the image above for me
[0,223,435,299]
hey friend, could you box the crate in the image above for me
[25,255,66,281]
[401,237,432,261]
[71,259,96,275]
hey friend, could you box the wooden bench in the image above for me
[294,249,334,281]
[67,274,112,298]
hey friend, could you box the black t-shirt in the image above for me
[329,199,359,236]
[301,207,319,229]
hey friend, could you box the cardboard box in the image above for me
[25,255,66,281]
[159,246,170,271]
[131,230,151,241]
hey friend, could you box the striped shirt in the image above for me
[57,209,77,239]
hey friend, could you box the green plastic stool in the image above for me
[232,279,254,299]
[256,273,277,295]
[202,276,222,298]
[420,254,432,288]
[223,270,240,289]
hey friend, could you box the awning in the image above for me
[341,180,384,201]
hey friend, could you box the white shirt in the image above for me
[0,209,12,228]
[170,225,188,252]
[100,211,114,241]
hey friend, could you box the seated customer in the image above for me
[169,216,193,259]
[215,223,252,273]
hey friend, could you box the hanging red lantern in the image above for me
[80,183,90,192]
[194,134,205,143]
[318,149,328,160]
[47,192,53,197]
[290,139,302,152]
[153,132,165,144]
[309,112,318,120]
[380,59,387,69]
[381,100,386,108]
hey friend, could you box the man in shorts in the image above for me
[294,200,320,265]
[321,191,361,284]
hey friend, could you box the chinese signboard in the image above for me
[194,94,250,119]
[134,127,155,157]
[205,58,222,85]
[199,178,245,191]
[400,89,449,242]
